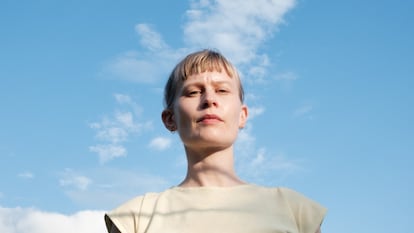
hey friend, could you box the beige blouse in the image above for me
[105,184,327,233]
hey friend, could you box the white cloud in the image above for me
[114,93,143,116]
[251,148,301,174]
[115,111,137,130]
[135,24,168,51]
[104,0,296,84]
[184,0,296,75]
[95,125,128,144]
[149,136,172,151]
[248,106,265,119]
[103,25,182,83]
[293,104,314,118]
[58,168,171,210]
[114,93,132,104]
[275,71,298,81]
[245,93,261,102]
[235,123,302,183]
[104,50,165,83]
[274,71,298,91]
[0,206,106,233]
[89,94,152,163]
[245,54,271,83]
[18,172,34,179]
[59,169,92,191]
[89,144,127,163]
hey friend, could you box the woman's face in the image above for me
[165,71,248,151]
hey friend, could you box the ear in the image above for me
[238,104,248,129]
[162,109,176,132]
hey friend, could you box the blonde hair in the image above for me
[164,49,244,109]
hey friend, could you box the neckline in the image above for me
[170,183,256,191]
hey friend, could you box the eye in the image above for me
[187,90,202,96]
[216,88,230,94]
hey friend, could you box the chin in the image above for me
[180,129,237,146]
[188,135,235,148]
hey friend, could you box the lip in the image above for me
[197,114,223,123]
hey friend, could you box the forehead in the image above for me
[182,71,236,86]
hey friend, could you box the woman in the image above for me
[105,49,326,233]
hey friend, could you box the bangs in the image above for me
[175,51,238,81]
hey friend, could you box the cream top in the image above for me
[105,184,327,233]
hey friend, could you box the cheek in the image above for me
[174,102,192,127]
[226,105,243,126]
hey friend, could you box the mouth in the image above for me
[197,114,223,123]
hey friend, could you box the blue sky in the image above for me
[1,0,413,232]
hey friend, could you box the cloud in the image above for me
[89,94,152,163]
[135,24,169,51]
[248,106,265,119]
[183,0,296,83]
[184,0,296,64]
[275,71,298,81]
[104,50,170,83]
[104,0,296,84]
[275,71,298,91]
[114,93,143,116]
[18,172,34,179]
[250,148,301,174]
[59,169,92,191]
[293,104,314,118]
[58,168,171,210]
[0,206,106,233]
[89,143,127,163]
[149,136,172,151]
[103,25,182,83]
[235,123,302,183]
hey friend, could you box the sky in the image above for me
[0,0,413,232]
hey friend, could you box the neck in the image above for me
[179,146,245,187]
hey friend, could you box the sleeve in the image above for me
[279,188,327,233]
[104,196,145,233]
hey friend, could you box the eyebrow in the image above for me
[182,79,233,87]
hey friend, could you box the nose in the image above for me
[201,89,217,109]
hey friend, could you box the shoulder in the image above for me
[105,192,160,233]
[267,186,327,233]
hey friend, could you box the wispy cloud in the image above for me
[293,104,314,119]
[275,71,298,81]
[0,206,105,233]
[250,148,301,176]
[89,94,152,163]
[104,0,296,84]
[59,169,92,191]
[235,123,302,183]
[183,0,296,82]
[89,144,127,163]
[275,71,298,91]
[18,172,34,179]
[103,25,182,83]
[135,24,169,51]
[58,168,170,209]
[114,93,143,116]
[248,106,265,119]
[184,0,296,65]
[149,136,172,151]
[104,50,174,83]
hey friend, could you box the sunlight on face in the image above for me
[173,71,248,152]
